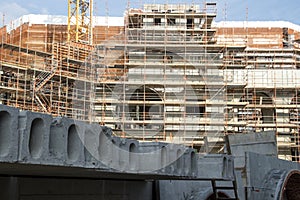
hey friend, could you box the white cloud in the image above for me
[27,3,49,14]
[0,2,29,24]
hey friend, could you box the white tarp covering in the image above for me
[7,14,124,32]
[7,15,300,33]
[213,21,300,32]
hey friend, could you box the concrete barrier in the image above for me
[0,105,205,179]
[197,154,235,180]
[139,142,163,173]
[118,139,139,172]
[182,148,197,176]
[49,117,85,167]
[18,111,52,163]
[5,105,300,199]
[102,135,122,170]
[98,130,115,169]
[164,143,196,176]
[138,142,194,176]
[83,123,102,168]
[0,105,19,162]
[175,147,184,174]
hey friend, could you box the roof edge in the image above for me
[214,21,300,32]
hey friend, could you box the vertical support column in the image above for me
[0,177,19,200]
[68,0,93,44]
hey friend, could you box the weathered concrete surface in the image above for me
[158,154,241,200]
[2,105,300,200]
[18,110,53,164]
[246,152,300,200]
[0,105,19,162]
[197,154,234,180]
[159,180,213,200]
[0,105,215,180]
[226,132,300,200]
[226,131,278,168]
[49,117,85,167]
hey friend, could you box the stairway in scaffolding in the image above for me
[33,57,58,112]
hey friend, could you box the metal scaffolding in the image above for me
[96,2,229,153]
[1,1,300,161]
[0,17,108,122]
[94,1,300,159]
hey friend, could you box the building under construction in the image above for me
[1,1,300,161]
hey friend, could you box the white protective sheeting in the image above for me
[213,21,300,32]
[7,14,124,32]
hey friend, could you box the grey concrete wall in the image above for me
[0,105,19,162]
[0,104,199,179]
[246,152,300,200]
[0,104,240,200]
[159,180,213,200]
[226,131,278,169]
[4,104,300,200]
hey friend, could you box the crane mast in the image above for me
[67,0,93,44]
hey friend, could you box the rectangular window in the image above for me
[154,18,161,26]
[186,106,205,116]
[187,18,194,29]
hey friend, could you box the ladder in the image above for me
[34,92,51,113]
[34,94,48,113]
[211,179,239,200]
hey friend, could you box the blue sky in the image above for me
[0,0,299,25]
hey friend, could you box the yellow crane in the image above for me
[67,0,93,44]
